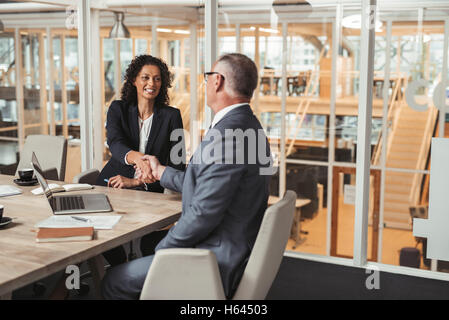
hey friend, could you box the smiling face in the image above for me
[133,64,162,103]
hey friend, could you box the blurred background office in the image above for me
[1,0,449,288]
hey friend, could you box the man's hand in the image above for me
[139,155,166,181]
[108,175,143,189]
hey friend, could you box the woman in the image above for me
[97,55,185,265]
[97,54,185,191]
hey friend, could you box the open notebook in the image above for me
[31,183,93,195]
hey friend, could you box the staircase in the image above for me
[381,102,438,229]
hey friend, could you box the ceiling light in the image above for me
[157,28,172,33]
[174,30,190,34]
[260,27,279,34]
[342,14,383,32]
[109,12,130,39]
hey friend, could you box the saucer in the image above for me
[0,217,12,228]
[13,178,38,186]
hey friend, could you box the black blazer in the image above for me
[97,100,186,192]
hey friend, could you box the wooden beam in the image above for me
[60,34,68,138]
[14,28,25,151]
[38,33,49,134]
[331,167,380,262]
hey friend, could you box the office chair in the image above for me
[72,168,100,184]
[140,190,296,300]
[16,135,67,181]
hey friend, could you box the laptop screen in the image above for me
[31,152,56,208]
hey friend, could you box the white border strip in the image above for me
[78,0,94,171]
[204,0,217,130]
[353,0,376,267]
[279,22,288,197]
[378,19,392,263]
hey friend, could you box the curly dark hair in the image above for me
[120,55,172,107]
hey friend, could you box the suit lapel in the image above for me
[145,106,162,154]
[129,104,139,150]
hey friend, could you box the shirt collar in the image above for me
[211,103,247,128]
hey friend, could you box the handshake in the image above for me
[107,154,166,189]
[134,155,166,184]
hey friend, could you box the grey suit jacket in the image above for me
[155,104,272,298]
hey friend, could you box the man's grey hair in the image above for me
[215,53,258,99]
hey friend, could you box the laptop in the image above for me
[31,152,113,215]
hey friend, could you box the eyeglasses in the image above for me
[203,72,225,83]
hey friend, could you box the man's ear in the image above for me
[215,74,225,92]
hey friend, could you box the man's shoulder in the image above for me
[217,111,263,131]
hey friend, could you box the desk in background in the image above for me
[268,195,311,249]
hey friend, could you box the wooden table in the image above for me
[268,196,311,249]
[0,174,182,299]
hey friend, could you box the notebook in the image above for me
[0,185,22,197]
[31,183,93,195]
[35,215,122,230]
[36,227,94,243]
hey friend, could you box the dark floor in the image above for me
[11,255,449,300]
[266,256,449,300]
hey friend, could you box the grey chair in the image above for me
[72,168,100,184]
[139,190,297,300]
[16,135,67,181]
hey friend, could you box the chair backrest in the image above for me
[140,248,226,300]
[72,168,100,184]
[16,135,67,181]
[232,190,296,300]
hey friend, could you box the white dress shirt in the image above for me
[206,103,248,134]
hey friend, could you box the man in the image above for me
[102,53,272,299]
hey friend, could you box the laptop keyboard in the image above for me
[58,196,85,211]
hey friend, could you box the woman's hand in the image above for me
[134,157,154,182]
[108,175,143,189]
[126,151,154,181]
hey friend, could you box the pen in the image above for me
[104,179,109,183]
[71,216,89,222]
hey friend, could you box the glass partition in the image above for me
[1,0,449,288]
[0,4,82,180]
[372,8,449,272]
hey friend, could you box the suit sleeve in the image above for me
[156,162,245,250]
[167,109,186,172]
[106,101,133,166]
[160,166,186,193]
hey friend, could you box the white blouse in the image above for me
[124,114,153,170]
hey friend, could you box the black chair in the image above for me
[270,165,319,220]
